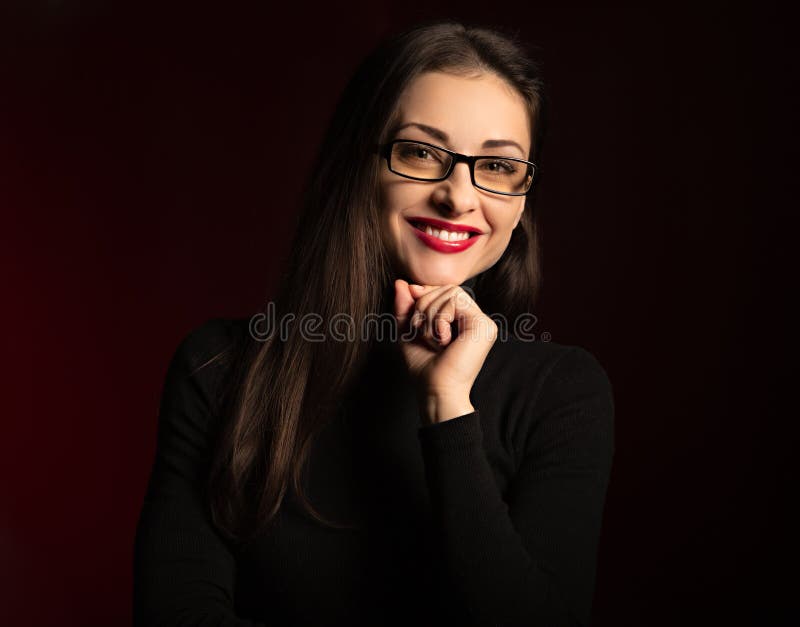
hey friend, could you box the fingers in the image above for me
[426,287,461,346]
[408,283,450,312]
[407,283,439,299]
[398,280,498,374]
[408,284,462,348]
[416,283,493,338]
[402,284,444,350]
[393,279,415,328]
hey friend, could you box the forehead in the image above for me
[394,71,530,152]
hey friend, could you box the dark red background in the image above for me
[1,1,795,625]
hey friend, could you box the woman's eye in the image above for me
[400,146,431,159]
[482,160,517,174]
[398,144,442,163]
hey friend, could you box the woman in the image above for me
[133,19,614,627]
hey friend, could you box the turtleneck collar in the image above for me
[460,271,480,293]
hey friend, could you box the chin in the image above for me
[405,263,470,287]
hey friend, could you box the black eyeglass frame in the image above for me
[375,138,537,197]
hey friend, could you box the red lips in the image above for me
[406,217,483,254]
[405,216,483,234]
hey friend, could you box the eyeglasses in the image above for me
[376,138,536,196]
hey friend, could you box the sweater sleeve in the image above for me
[133,320,268,627]
[417,346,615,627]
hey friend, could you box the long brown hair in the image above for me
[206,18,549,544]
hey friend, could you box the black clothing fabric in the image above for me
[133,307,614,626]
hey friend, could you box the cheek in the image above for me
[485,206,520,237]
[379,176,401,220]
[378,183,404,258]
[379,180,422,239]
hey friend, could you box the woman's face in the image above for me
[379,70,531,287]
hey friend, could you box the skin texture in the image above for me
[379,71,533,424]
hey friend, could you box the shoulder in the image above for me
[161,317,252,413]
[482,335,613,411]
[170,317,251,368]
[479,336,614,458]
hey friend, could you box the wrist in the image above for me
[419,389,474,425]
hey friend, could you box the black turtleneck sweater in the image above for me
[133,293,615,626]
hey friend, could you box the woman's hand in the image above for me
[393,279,498,424]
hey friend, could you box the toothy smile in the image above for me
[405,217,483,242]
[410,221,474,241]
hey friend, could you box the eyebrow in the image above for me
[392,122,527,157]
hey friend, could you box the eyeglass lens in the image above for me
[389,141,532,194]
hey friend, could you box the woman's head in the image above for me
[297,18,547,318]
[378,69,533,287]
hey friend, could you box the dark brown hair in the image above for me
[206,18,549,544]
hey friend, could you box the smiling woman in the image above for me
[379,71,534,286]
[133,18,614,627]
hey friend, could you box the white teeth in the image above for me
[416,222,472,242]
[438,230,469,241]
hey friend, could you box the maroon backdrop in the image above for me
[2,1,794,625]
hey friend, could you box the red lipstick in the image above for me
[406,216,483,234]
[406,216,483,254]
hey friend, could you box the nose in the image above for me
[434,161,478,217]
